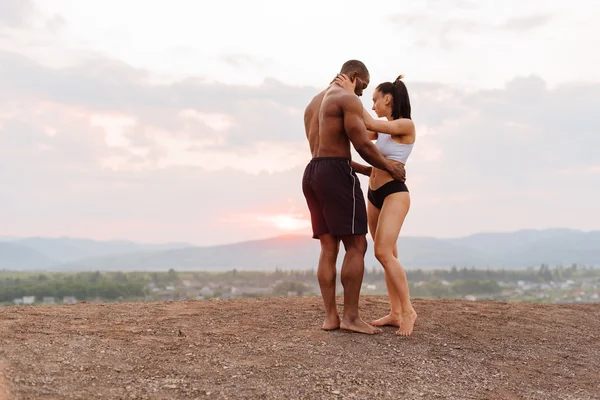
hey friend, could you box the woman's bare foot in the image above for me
[341,317,382,335]
[322,314,341,331]
[396,310,417,336]
[371,313,402,327]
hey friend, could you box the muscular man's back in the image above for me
[304,86,353,159]
[304,90,326,157]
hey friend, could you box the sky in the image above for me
[0,0,598,246]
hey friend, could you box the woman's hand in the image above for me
[332,74,355,94]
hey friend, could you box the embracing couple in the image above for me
[302,59,417,336]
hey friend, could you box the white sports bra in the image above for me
[375,133,414,164]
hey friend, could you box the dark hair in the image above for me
[340,59,369,80]
[376,74,411,120]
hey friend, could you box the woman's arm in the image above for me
[363,109,414,136]
[350,161,372,176]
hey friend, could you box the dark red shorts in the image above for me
[302,157,368,239]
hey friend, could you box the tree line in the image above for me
[1,264,597,304]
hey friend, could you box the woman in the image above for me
[334,73,417,336]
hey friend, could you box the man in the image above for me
[302,60,406,334]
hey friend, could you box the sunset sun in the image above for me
[273,215,306,230]
[259,214,310,231]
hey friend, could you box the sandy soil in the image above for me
[1,296,599,399]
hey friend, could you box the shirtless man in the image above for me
[302,60,406,334]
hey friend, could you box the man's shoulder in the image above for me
[334,90,362,111]
[311,88,329,103]
[305,89,328,112]
[325,86,358,102]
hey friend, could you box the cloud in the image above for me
[45,14,67,33]
[502,15,552,32]
[426,0,476,8]
[409,75,600,182]
[0,51,314,146]
[0,0,66,40]
[219,54,273,69]
[558,166,600,175]
[0,49,318,243]
[389,12,552,49]
[0,49,598,244]
[0,0,34,28]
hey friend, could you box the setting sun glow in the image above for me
[260,214,310,231]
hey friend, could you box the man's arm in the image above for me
[342,95,405,181]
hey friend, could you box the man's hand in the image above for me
[388,163,406,182]
[342,93,400,176]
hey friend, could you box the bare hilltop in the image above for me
[1,296,599,399]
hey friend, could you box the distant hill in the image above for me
[0,242,56,269]
[48,229,600,272]
[451,229,600,267]
[52,235,319,271]
[0,237,191,270]
[1,229,598,271]
[14,237,192,263]
[448,228,581,258]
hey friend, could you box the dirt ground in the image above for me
[0,296,599,400]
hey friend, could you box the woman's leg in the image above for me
[369,198,403,327]
[373,192,417,336]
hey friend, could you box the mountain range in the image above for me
[1,228,599,271]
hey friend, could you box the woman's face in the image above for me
[372,89,392,118]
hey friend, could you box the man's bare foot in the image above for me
[396,310,417,336]
[341,317,382,335]
[322,314,341,331]
[371,313,402,327]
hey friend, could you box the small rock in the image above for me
[332,390,340,395]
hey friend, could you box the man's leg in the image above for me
[317,233,341,330]
[311,159,378,334]
[338,234,381,335]
[302,161,340,330]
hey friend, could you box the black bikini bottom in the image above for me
[367,180,409,210]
